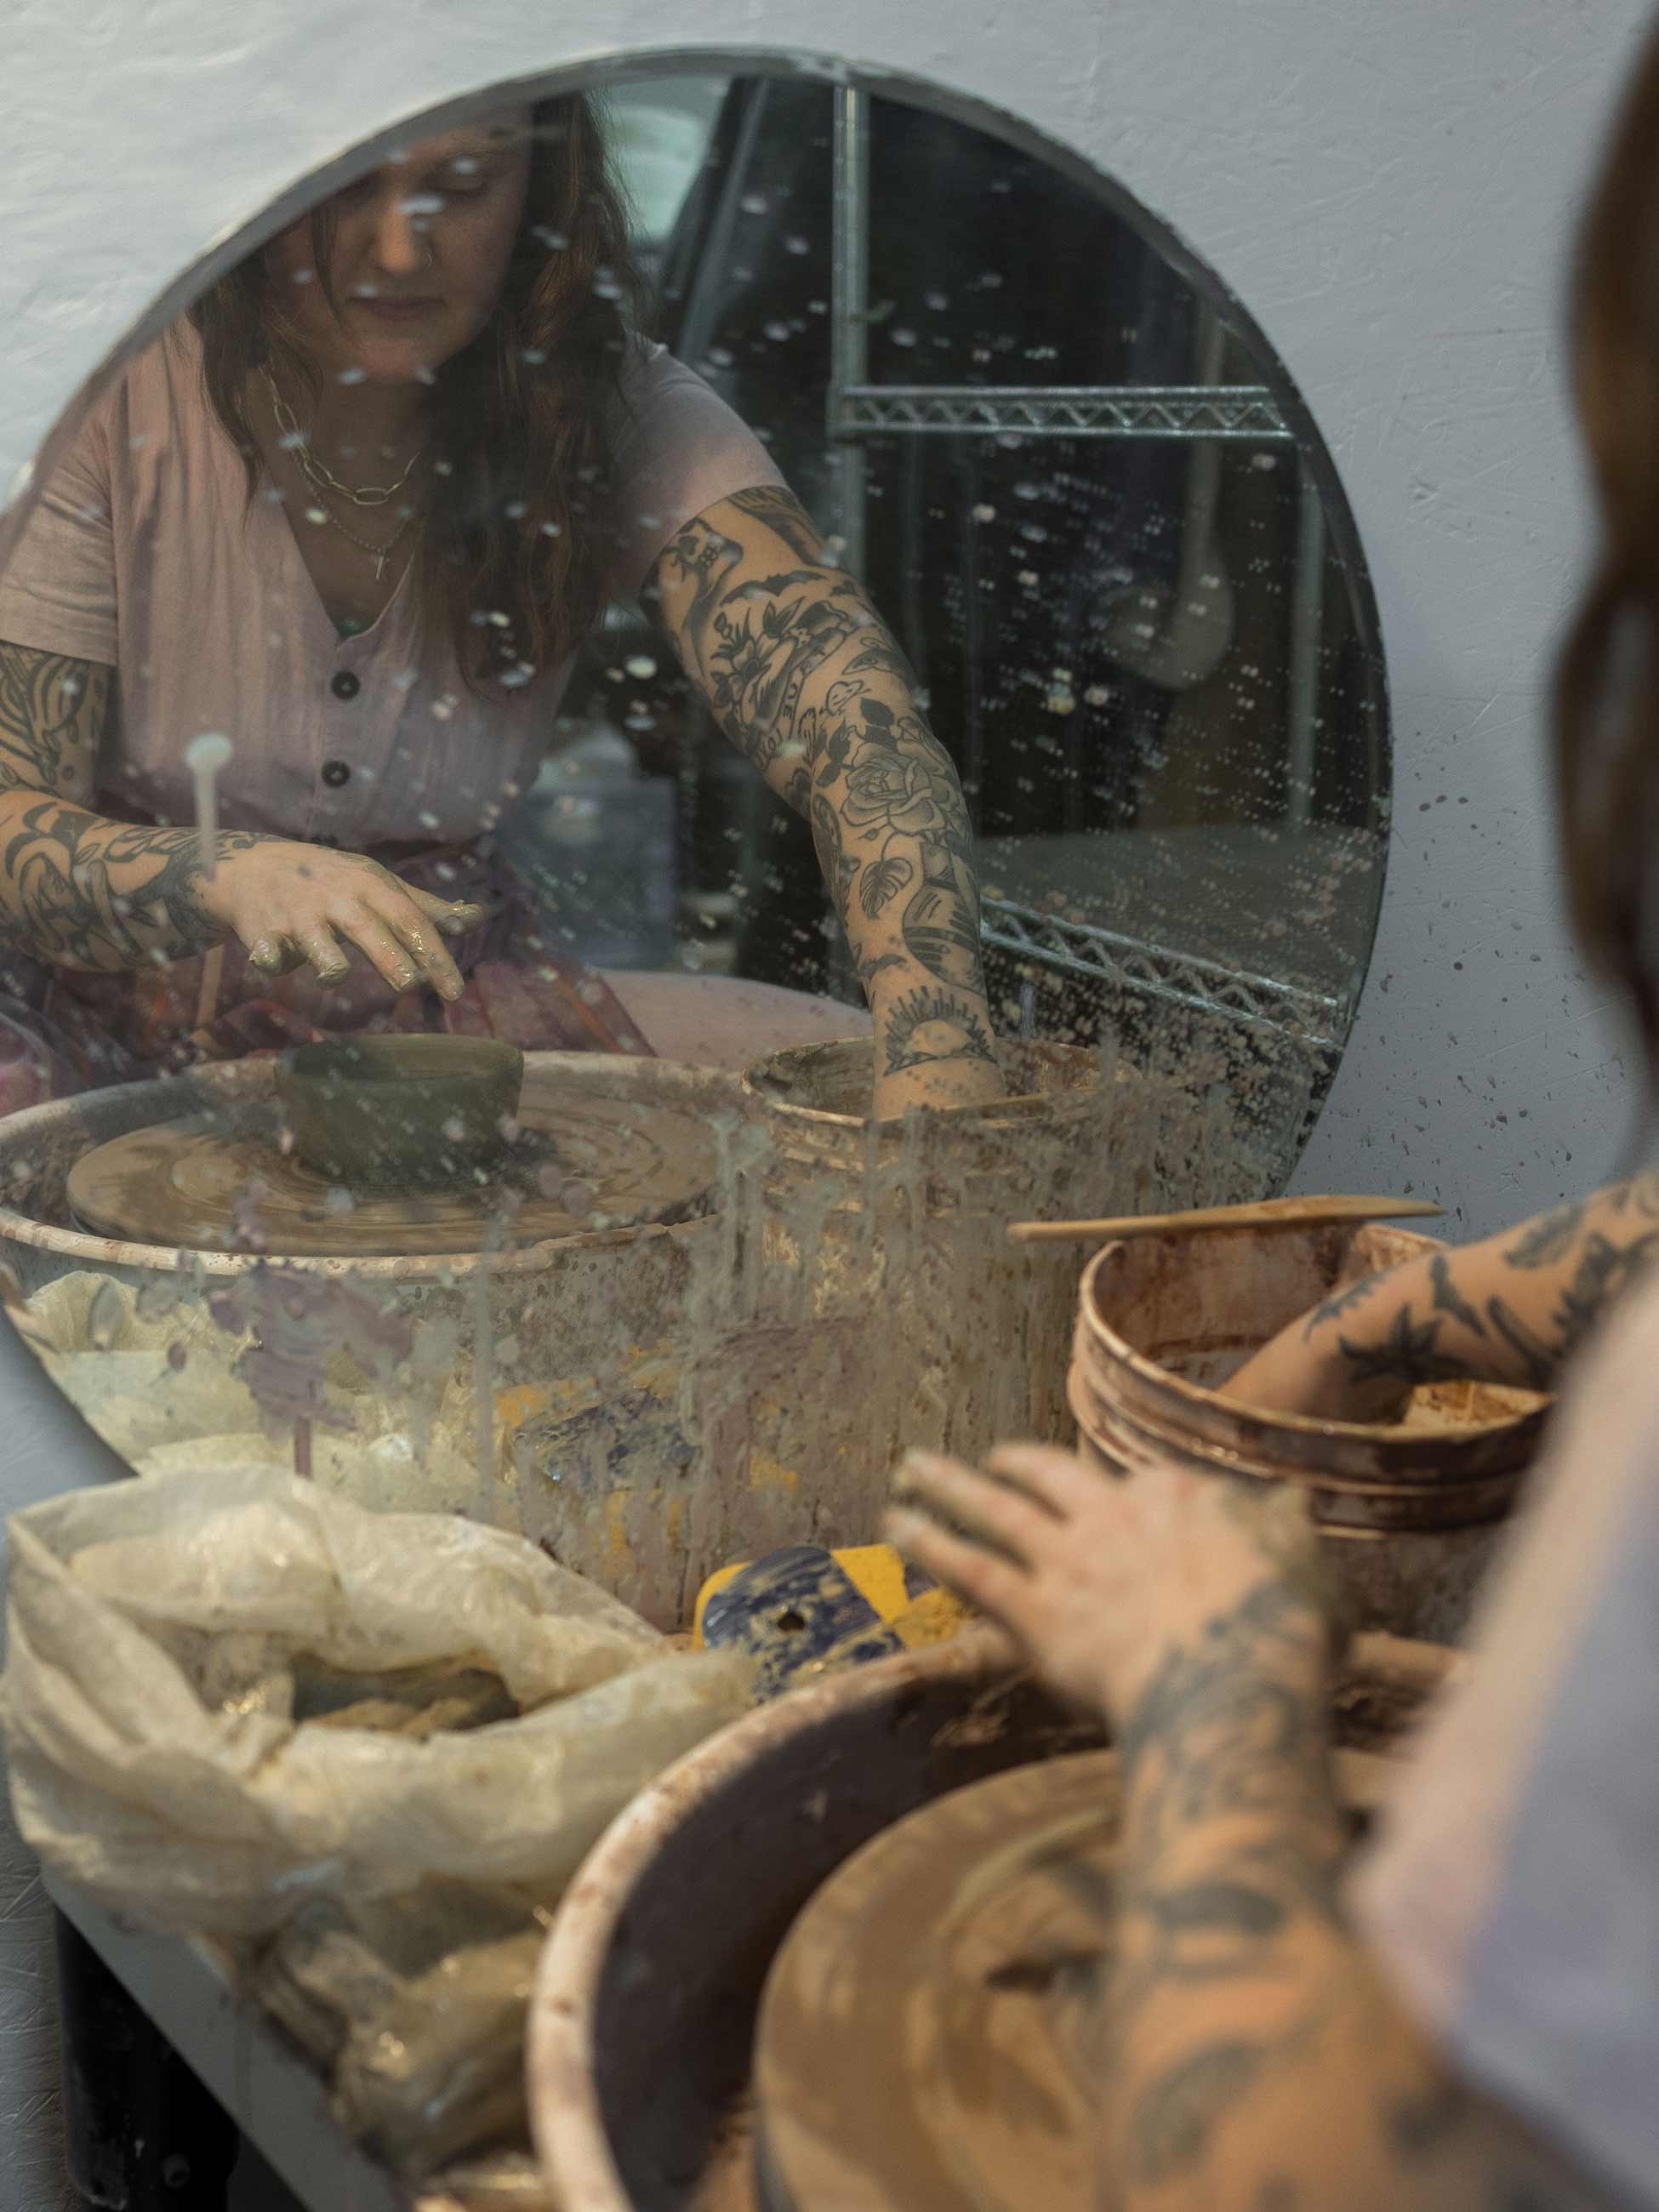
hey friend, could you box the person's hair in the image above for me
[189,92,645,693]
[1555,26,1659,1083]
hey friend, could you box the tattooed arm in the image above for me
[650,486,1004,1116]
[0,640,227,968]
[1221,1172,1659,1420]
[0,640,475,992]
[888,1445,1618,2212]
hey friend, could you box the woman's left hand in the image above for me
[886,1443,1323,1722]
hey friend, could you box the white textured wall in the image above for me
[0,3,1650,2202]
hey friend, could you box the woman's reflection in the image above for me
[0,95,1001,1117]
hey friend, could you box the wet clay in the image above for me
[1394,1378,1550,1433]
[753,1747,1386,2212]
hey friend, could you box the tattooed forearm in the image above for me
[856,950,908,989]
[1335,1305,1468,1393]
[883,985,997,1075]
[1429,1251,1486,1337]
[654,488,1000,1098]
[1105,1565,1610,2210]
[0,640,261,970]
[1267,1173,1659,1421]
[1115,1577,1332,1822]
[0,797,265,970]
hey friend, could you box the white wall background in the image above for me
[0,2,1650,2203]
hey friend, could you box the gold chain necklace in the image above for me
[260,367,427,505]
[261,368,424,580]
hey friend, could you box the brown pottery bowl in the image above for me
[275,1035,523,1187]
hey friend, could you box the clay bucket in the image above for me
[730,1038,1122,1465]
[1070,1222,1550,1643]
[741,1036,1107,1199]
[527,1624,1456,2211]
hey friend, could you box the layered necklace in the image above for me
[261,366,428,582]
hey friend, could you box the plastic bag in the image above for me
[1,1464,752,1934]
[248,1882,550,2176]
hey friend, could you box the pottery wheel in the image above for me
[754,1752,1122,2212]
[66,1096,717,1258]
[753,1747,1388,2212]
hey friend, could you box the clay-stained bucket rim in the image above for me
[1075,1238,1550,1458]
[1064,1359,1525,1528]
[527,1628,1015,2212]
[738,1036,1105,1134]
[0,1052,732,1283]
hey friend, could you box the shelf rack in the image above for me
[824,83,1348,1119]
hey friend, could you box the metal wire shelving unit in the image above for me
[824,86,1347,1111]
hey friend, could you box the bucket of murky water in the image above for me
[1069,1222,1550,1643]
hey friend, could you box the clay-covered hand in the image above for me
[886,1443,1323,1722]
[199,840,482,1001]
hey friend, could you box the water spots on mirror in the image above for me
[0,64,1388,1611]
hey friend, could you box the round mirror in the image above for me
[0,55,1386,1183]
[0,53,1394,1582]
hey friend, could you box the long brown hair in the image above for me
[190,93,645,693]
[1555,27,1659,1079]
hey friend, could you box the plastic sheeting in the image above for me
[3,1465,751,1934]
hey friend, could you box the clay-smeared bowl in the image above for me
[527,1627,1457,2211]
[275,1035,523,1187]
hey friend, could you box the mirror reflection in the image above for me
[0,70,1385,1173]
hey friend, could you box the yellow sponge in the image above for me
[693,1542,955,1647]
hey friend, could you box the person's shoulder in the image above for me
[95,314,200,413]
[616,338,713,410]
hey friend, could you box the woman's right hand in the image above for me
[199,839,483,1001]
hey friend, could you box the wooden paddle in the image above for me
[1006,1192,1443,1245]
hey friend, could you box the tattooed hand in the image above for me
[886,1442,1325,1721]
[651,487,1004,1118]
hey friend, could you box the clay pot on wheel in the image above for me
[276,1035,524,1187]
